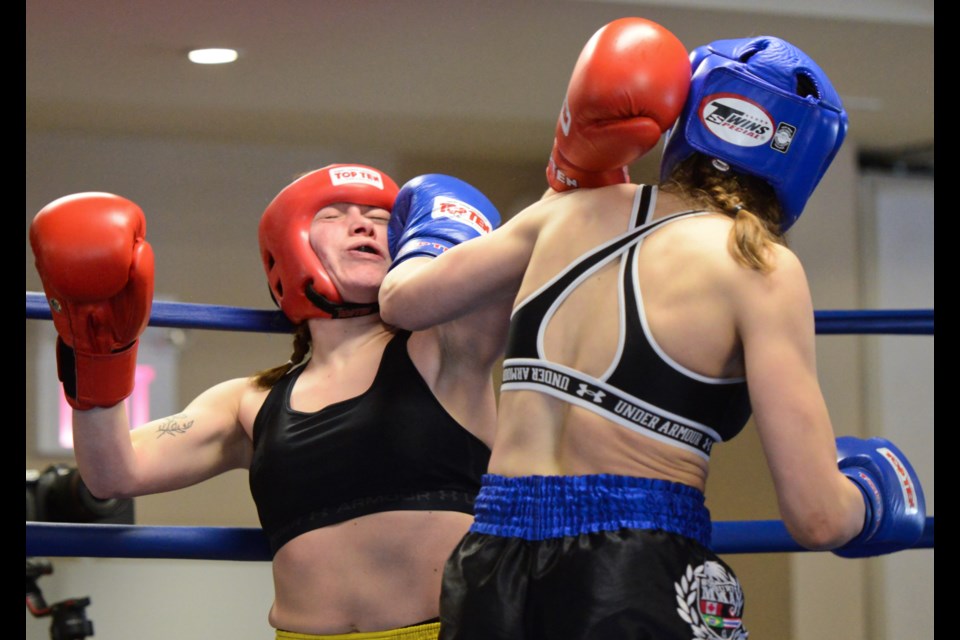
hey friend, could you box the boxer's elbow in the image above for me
[378,282,415,329]
[379,270,434,330]
[80,471,135,500]
[782,485,866,551]
[784,513,854,551]
[74,457,144,500]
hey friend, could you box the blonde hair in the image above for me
[253,323,312,389]
[660,155,786,273]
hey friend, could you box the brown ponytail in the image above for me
[253,323,312,389]
[660,155,785,272]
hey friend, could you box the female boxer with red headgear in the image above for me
[30,164,504,639]
[379,23,926,640]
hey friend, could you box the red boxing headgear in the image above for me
[258,164,400,322]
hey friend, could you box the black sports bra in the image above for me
[502,185,752,459]
[249,330,491,555]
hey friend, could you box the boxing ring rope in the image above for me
[26,518,935,560]
[25,290,936,559]
[25,292,935,336]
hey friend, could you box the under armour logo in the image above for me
[576,384,606,404]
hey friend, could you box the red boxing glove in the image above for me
[546,17,691,191]
[29,193,155,410]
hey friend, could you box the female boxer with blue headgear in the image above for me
[30,164,505,640]
[379,24,926,640]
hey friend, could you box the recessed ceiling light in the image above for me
[187,48,239,65]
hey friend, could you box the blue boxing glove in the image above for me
[388,174,501,269]
[833,436,926,558]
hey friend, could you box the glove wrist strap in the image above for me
[840,471,882,546]
[547,153,630,191]
[57,338,139,410]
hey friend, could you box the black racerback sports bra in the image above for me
[501,185,752,460]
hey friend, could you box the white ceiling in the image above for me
[26,0,934,168]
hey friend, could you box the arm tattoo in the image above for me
[155,414,195,438]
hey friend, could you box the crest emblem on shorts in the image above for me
[675,561,748,639]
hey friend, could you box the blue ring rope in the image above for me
[26,517,934,560]
[25,291,933,336]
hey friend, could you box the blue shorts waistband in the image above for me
[470,474,711,547]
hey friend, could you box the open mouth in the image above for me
[349,243,382,257]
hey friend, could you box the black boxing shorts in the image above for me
[439,474,748,640]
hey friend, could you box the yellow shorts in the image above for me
[276,620,440,640]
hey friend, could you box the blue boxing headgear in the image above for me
[660,36,848,230]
